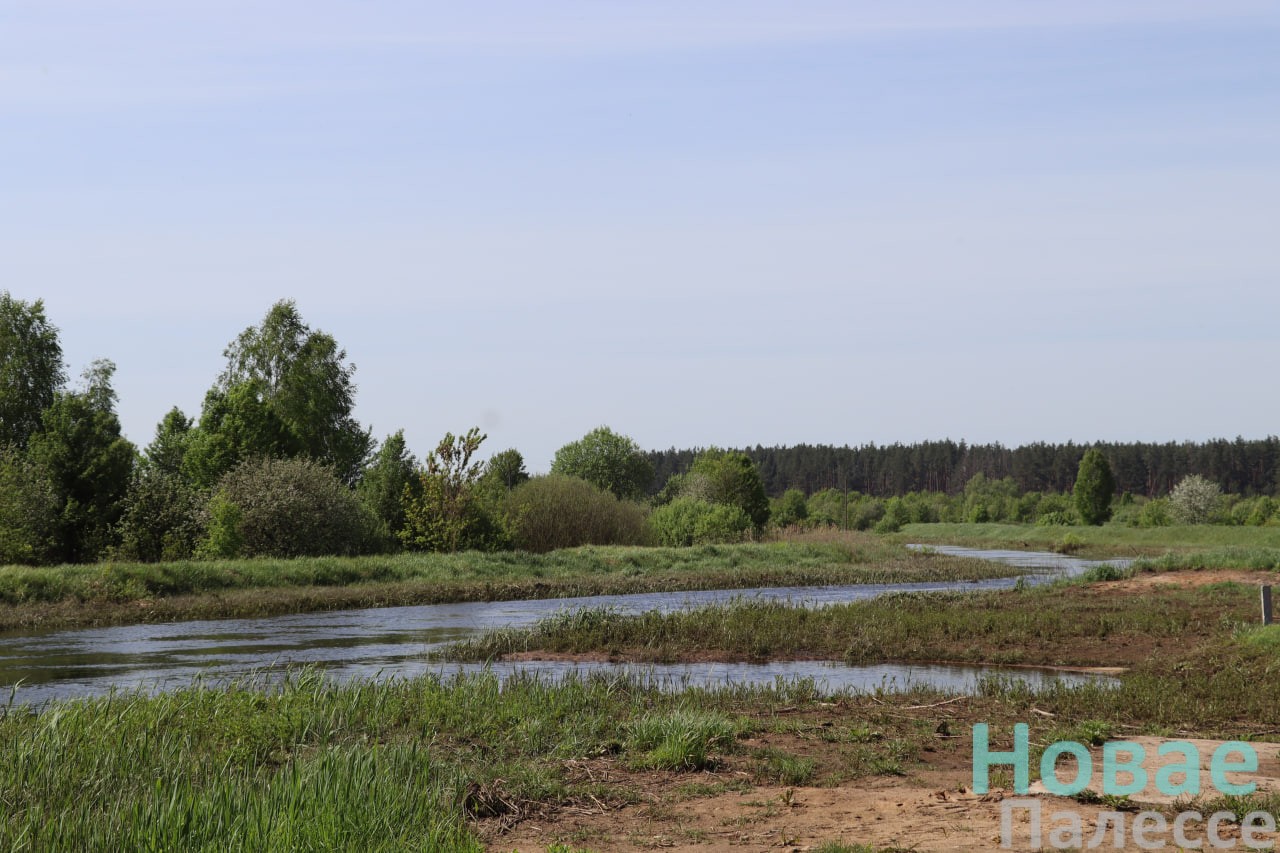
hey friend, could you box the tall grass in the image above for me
[0,669,898,848]
[447,581,1256,669]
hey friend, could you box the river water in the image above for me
[0,546,1130,707]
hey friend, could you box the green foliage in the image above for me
[357,430,418,544]
[400,428,501,553]
[0,447,59,565]
[771,488,809,528]
[550,426,653,500]
[143,407,193,477]
[0,291,66,450]
[197,494,245,559]
[648,498,752,547]
[113,470,207,562]
[26,363,137,563]
[215,300,373,483]
[683,449,771,529]
[1168,474,1224,525]
[183,383,302,490]
[483,448,530,492]
[501,474,650,553]
[202,457,378,558]
[1073,449,1116,526]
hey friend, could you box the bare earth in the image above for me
[486,570,1280,852]
[490,738,1280,852]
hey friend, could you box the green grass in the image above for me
[0,537,1020,631]
[0,668,916,850]
[895,522,1280,558]
[445,580,1255,668]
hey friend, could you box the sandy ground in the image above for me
[488,738,1280,852]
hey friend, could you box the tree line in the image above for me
[0,294,773,565]
[648,437,1280,499]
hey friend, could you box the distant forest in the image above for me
[647,439,1280,499]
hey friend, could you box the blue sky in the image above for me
[3,1,1278,470]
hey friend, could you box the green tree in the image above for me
[1072,449,1116,526]
[400,428,500,552]
[550,426,653,500]
[771,489,809,528]
[0,292,67,449]
[216,300,373,482]
[685,449,770,529]
[182,383,301,490]
[357,430,419,542]
[27,361,137,561]
[143,407,194,477]
[0,446,59,565]
[113,470,206,562]
[483,448,530,492]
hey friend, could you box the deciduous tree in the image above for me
[0,292,66,449]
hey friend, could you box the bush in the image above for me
[113,470,207,562]
[1135,497,1173,528]
[1168,475,1223,525]
[649,498,752,546]
[201,457,379,558]
[770,489,809,528]
[502,475,650,553]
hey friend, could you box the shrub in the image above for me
[1035,510,1075,527]
[649,498,752,546]
[1136,497,1173,528]
[399,429,504,553]
[502,475,650,553]
[113,470,207,561]
[201,457,379,558]
[1168,475,1223,525]
[770,489,809,528]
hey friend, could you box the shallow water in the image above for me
[0,546,1129,706]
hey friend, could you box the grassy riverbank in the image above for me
[444,574,1255,670]
[0,536,1016,631]
[893,521,1280,559]
[7,571,1280,849]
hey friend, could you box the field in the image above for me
[3,528,1279,850]
[893,521,1280,559]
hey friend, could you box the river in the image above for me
[0,546,1130,706]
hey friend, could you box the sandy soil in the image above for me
[487,736,1280,852]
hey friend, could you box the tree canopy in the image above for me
[0,292,67,449]
[551,426,653,501]
[215,300,372,483]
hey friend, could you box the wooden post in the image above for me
[1262,585,1274,626]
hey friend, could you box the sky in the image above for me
[3,1,1279,471]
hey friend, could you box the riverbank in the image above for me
[5,567,1279,850]
[0,537,1016,631]
[892,521,1280,560]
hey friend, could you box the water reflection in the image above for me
[0,546,1129,706]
